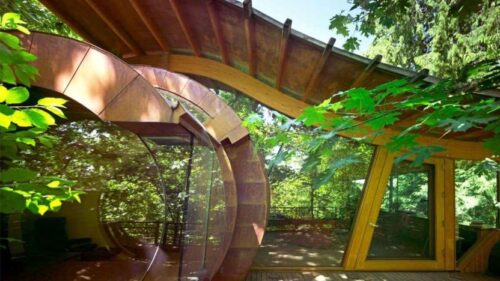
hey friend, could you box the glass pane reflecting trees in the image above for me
[368,161,435,259]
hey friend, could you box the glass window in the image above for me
[368,161,435,259]
[455,160,499,259]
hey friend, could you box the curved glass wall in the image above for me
[368,161,435,259]
[0,89,229,281]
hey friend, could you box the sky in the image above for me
[248,0,372,53]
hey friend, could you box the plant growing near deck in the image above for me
[0,12,81,215]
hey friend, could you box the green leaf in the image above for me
[44,106,66,119]
[6,87,29,104]
[16,25,30,35]
[343,88,375,114]
[1,13,25,27]
[366,112,400,130]
[343,37,360,52]
[16,137,35,146]
[0,32,21,50]
[0,85,7,102]
[0,167,37,182]
[329,14,351,37]
[37,97,68,107]
[1,64,16,84]
[299,107,326,126]
[386,134,418,152]
[47,181,61,188]
[25,108,55,129]
[37,205,49,215]
[0,187,26,214]
[0,111,11,128]
[11,110,31,127]
[49,199,62,211]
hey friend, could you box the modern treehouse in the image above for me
[0,1,499,281]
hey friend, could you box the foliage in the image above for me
[329,0,499,80]
[455,160,498,227]
[0,13,80,215]
[0,0,80,40]
[297,60,500,165]
[219,90,373,222]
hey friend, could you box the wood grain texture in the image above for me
[303,37,335,101]
[275,18,292,89]
[243,0,256,76]
[83,0,143,55]
[206,0,229,64]
[129,0,171,52]
[169,0,201,56]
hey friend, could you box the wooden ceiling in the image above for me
[38,0,435,101]
[38,0,497,159]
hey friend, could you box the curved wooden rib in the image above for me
[25,32,172,122]
[127,54,492,161]
[132,66,269,281]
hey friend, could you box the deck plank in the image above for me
[246,271,500,281]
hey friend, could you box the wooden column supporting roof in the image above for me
[39,0,497,159]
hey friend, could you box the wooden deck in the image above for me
[246,271,500,281]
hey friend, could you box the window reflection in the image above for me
[368,161,435,259]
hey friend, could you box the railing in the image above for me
[105,221,192,247]
[269,206,342,220]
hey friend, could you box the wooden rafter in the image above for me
[243,0,256,76]
[129,0,170,53]
[169,0,201,57]
[40,0,99,46]
[410,68,430,83]
[302,37,335,101]
[83,0,143,56]
[276,18,292,89]
[206,0,229,64]
[350,54,382,88]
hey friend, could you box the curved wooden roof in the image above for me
[38,0,497,160]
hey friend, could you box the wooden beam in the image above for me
[129,0,170,53]
[243,0,256,76]
[350,54,382,88]
[206,0,229,64]
[125,54,493,160]
[302,37,335,101]
[276,18,292,89]
[84,0,143,55]
[169,0,201,57]
[343,147,393,269]
[410,68,430,83]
